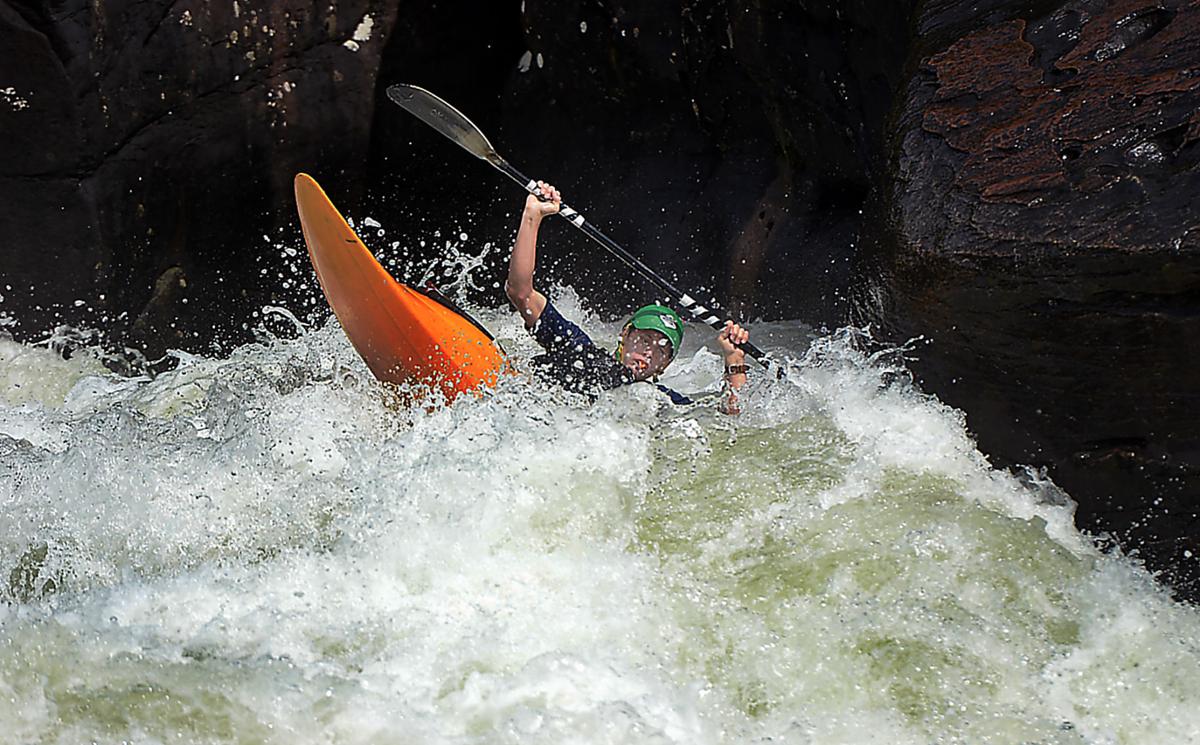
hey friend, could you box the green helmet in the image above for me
[625,304,684,358]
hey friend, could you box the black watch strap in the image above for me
[724,363,750,377]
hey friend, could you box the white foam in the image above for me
[1,305,1197,743]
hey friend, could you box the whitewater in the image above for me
[2,279,1199,743]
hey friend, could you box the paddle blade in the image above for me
[387,84,500,164]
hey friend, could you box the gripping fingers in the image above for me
[533,180,561,204]
[722,320,749,346]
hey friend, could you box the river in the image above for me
[2,287,1198,744]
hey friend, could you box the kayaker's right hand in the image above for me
[524,180,562,219]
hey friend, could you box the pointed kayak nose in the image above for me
[293,172,507,401]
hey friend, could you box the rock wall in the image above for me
[0,0,397,355]
[2,0,917,340]
[863,0,1200,598]
[489,0,914,321]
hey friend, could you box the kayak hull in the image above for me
[294,173,505,401]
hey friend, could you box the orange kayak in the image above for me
[294,173,506,402]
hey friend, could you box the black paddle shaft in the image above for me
[386,83,769,366]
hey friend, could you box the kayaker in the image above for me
[505,180,751,412]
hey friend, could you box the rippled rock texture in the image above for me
[864,0,1200,598]
[0,0,397,351]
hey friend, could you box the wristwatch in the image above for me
[724,364,750,377]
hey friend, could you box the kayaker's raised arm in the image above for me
[502,178,744,413]
[718,321,750,415]
[505,180,560,328]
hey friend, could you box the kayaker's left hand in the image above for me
[718,321,749,363]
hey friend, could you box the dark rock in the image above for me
[467,0,914,322]
[362,0,527,288]
[862,0,1200,600]
[3,0,919,337]
[0,0,399,357]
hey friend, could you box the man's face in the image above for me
[619,328,673,381]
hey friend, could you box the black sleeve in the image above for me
[530,302,632,391]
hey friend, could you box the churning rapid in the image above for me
[2,286,1199,744]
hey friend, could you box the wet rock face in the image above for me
[867,0,1200,598]
[491,0,914,321]
[2,0,918,340]
[0,0,397,354]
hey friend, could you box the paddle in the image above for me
[386,83,770,367]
